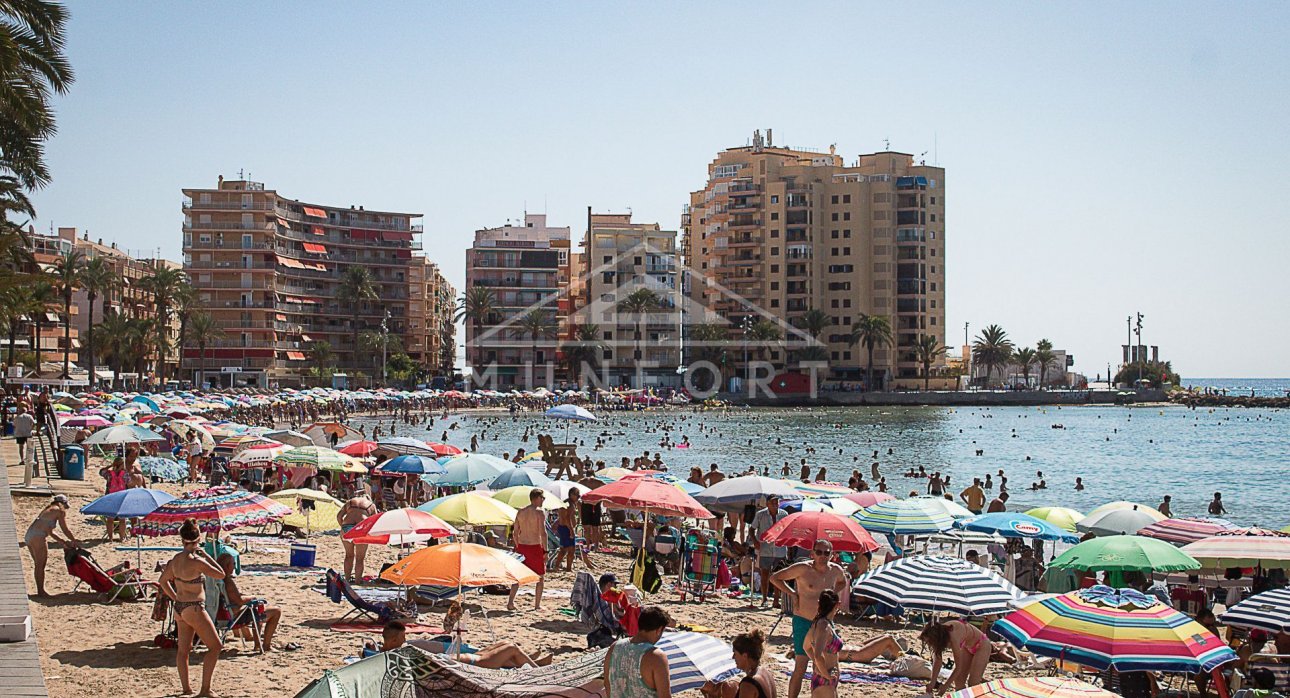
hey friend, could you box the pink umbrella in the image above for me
[843,491,896,508]
[342,507,458,545]
[61,415,111,428]
[1139,518,1237,546]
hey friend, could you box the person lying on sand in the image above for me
[376,620,553,668]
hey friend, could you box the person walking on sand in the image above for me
[770,540,849,698]
[159,518,226,698]
[24,494,79,596]
[337,487,377,581]
[750,495,788,608]
[12,403,35,471]
[602,605,672,698]
[554,490,580,572]
[509,488,548,611]
[1209,492,1226,516]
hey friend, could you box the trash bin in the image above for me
[61,444,85,480]
[289,543,317,568]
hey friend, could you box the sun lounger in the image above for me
[325,569,417,622]
[65,546,156,603]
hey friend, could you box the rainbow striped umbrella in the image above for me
[1180,528,1290,569]
[851,499,954,534]
[993,585,1238,672]
[1138,517,1237,546]
[135,486,292,536]
[948,676,1117,698]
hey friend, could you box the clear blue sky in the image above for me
[28,1,1290,378]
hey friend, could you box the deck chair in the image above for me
[325,569,417,622]
[204,576,265,653]
[65,547,155,603]
[570,570,624,647]
[679,532,719,602]
[1246,654,1290,692]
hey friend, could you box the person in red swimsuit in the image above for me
[508,488,548,611]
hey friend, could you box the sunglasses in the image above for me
[813,548,831,556]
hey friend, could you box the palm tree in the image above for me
[49,248,82,377]
[95,309,131,388]
[561,323,604,384]
[79,256,114,386]
[1,285,35,368]
[616,288,660,383]
[0,0,75,191]
[688,321,731,391]
[186,312,223,389]
[308,340,334,379]
[172,281,195,381]
[139,266,185,384]
[358,329,403,380]
[454,286,496,364]
[28,278,55,372]
[516,309,557,387]
[122,315,156,386]
[915,334,944,391]
[848,313,893,391]
[1013,347,1037,388]
[971,324,1014,388]
[337,266,378,372]
[1035,339,1056,390]
[792,308,831,366]
[745,317,783,373]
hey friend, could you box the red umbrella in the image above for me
[762,511,880,552]
[427,442,462,456]
[583,477,713,519]
[341,507,458,545]
[842,491,896,508]
[338,440,379,457]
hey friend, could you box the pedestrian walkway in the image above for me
[0,436,50,697]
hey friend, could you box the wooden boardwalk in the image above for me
[0,438,48,697]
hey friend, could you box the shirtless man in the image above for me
[704,463,725,487]
[770,540,849,698]
[554,490,580,572]
[337,487,377,580]
[508,488,547,611]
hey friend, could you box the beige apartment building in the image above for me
[575,212,681,387]
[407,256,457,376]
[682,131,946,387]
[181,176,450,388]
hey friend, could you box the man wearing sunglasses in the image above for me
[770,539,848,698]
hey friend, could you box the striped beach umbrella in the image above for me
[1181,529,1290,569]
[852,499,954,534]
[216,434,279,453]
[1138,518,1237,546]
[273,445,357,472]
[1047,535,1200,573]
[994,585,1238,672]
[230,443,291,466]
[336,439,380,457]
[135,486,292,536]
[375,437,440,457]
[948,676,1118,698]
[82,424,166,445]
[911,495,975,519]
[1219,588,1290,633]
[427,453,513,487]
[342,507,457,545]
[792,480,853,498]
[853,554,1024,616]
[61,414,112,428]
[656,631,740,694]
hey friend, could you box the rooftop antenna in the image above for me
[882,138,890,151]
[238,168,244,179]
[918,151,928,165]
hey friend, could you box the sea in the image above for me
[352,380,1290,530]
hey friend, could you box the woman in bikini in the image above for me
[25,494,79,596]
[159,518,226,697]
[804,588,843,697]
[919,617,990,694]
[700,627,777,698]
[337,486,377,580]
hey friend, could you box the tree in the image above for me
[337,266,377,371]
[28,277,55,371]
[848,313,893,391]
[560,323,604,384]
[0,0,74,191]
[122,315,156,385]
[1034,339,1056,390]
[1114,360,1179,388]
[138,266,185,384]
[616,288,660,384]
[455,286,496,367]
[971,324,1014,388]
[187,312,223,389]
[745,317,783,373]
[688,322,731,392]
[516,308,557,387]
[79,255,113,386]
[172,280,195,382]
[308,340,335,379]
[385,352,417,385]
[1013,347,1037,388]
[94,309,130,388]
[915,334,944,391]
[792,308,832,367]
[1,285,35,368]
[359,329,403,378]
[48,248,82,377]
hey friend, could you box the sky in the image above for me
[25,1,1290,378]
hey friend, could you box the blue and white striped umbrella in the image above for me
[544,404,597,422]
[853,554,1024,616]
[656,631,740,693]
[1219,588,1290,632]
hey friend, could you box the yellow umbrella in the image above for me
[1026,506,1086,533]
[595,467,632,480]
[419,492,518,527]
[493,485,565,511]
[276,500,341,533]
[271,488,342,506]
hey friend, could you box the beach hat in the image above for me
[52,494,69,505]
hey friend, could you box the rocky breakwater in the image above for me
[1169,391,1290,409]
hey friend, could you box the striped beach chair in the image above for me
[680,532,719,602]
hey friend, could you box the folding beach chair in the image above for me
[679,532,719,602]
[65,547,155,603]
[325,569,416,622]
[205,577,265,653]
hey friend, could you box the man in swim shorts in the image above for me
[508,488,547,611]
[553,490,579,571]
[771,540,849,698]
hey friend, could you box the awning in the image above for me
[275,313,288,322]
[45,312,60,323]
[282,295,321,305]
[302,242,327,254]
[302,206,327,218]
[381,231,413,242]
[311,225,325,235]
[276,255,306,269]
[305,262,328,272]
[277,217,291,228]
[350,229,378,240]
[300,334,313,342]
[286,351,307,361]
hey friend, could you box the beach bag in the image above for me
[890,655,933,680]
[631,548,662,594]
[716,559,732,589]
[587,626,615,649]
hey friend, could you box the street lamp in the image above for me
[740,314,752,389]
[381,309,390,386]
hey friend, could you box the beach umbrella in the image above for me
[61,415,111,428]
[343,508,458,545]
[1138,518,1238,546]
[656,631,741,694]
[955,513,1081,543]
[81,488,177,518]
[583,477,713,519]
[375,454,446,477]
[426,442,463,457]
[1025,507,1085,533]
[427,453,513,487]
[336,439,380,457]
[273,445,357,472]
[792,481,854,498]
[1180,529,1290,569]
[269,489,343,535]
[230,443,291,466]
[853,554,1024,616]
[136,456,188,482]
[135,486,292,536]
[493,485,566,511]
[993,585,1238,673]
[1219,588,1290,633]
[380,542,538,588]
[375,436,440,457]
[1047,535,1200,573]
[1076,508,1158,537]
[672,480,706,496]
[302,421,361,446]
[1083,501,1165,522]
[488,467,552,490]
[910,495,976,520]
[419,492,519,527]
[216,434,279,453]
[816,497,864,516]
[82,424,165,445]
[761,511,879,553]
[263,429,312,448]
[594,466,633,481]
[852,500,955,535]
[842,491,895,508]
[545,403,596,441]
[694,475,803,506]
[542,480,591,501]
[947,676,1118,698]
[271,488,343,505]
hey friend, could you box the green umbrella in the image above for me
[1049,534,1201,573]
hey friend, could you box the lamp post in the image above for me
[740,314,752,390]
[381,309,390,386]
[1134,313,1144,385]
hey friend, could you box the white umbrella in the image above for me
[544,404,597,440]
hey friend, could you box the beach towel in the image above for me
[330,622,443,634]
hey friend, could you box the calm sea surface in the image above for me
[354,399,1289,529]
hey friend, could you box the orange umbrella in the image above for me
[380,542,539,588]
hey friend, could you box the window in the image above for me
[843,317,852,325]
[930,248,937,257]
[843,298,851,308]
[770,299,779,308]
[831,195,839,204]
[831,212,839,221]
[770,212,779,221]
[844,350,852,360]
[930,300,936,308]
[843,212,851,221]
[930,283,937,291]
[831,351,838,360]
[831,230,838,239]
[714,164,742,178]
[930,197,936,204]
[770,264,779,273]
[831,248,838,256]
[827,264,854,273]
[770,195,779,204]
[844,229,851,238]
[831,299,839,308]
[931,266,937,273]
[843,247,851,255]
[770,230,779,238]
[600,293,614,302]
[930,317,937,325]
[603,256,612,263]
[771,247,779,256]
[770,281,779,290]
[843,194,851,204]
[930,231,936,240]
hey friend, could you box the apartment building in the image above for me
[13,227,81,378]
[463,213,570,389]
[576,212,681,387]
[681,130,946,387]
[181,176,444,388]
[407,256,457,376]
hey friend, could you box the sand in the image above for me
[12,467,1041,698]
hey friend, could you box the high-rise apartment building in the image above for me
[576,212,681,387]
[181,176,448,388]
[407,256,457,376]
[682,131,946,387]
[463,214,570,389]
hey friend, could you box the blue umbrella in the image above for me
[954,512,1081,543]
[545,404,597,440]
[424,453,514,487]
[489,467,552,489]
[81,488,177,518]
[376,454,446,476]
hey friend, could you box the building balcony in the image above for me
[184,221,275,231]
[187,261,276,270]
[183,199,275,211]
[273,205,416,232]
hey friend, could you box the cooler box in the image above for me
[61,445,86,480]
[289,543,317,568]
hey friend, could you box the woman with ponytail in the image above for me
[159,518,225,697]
